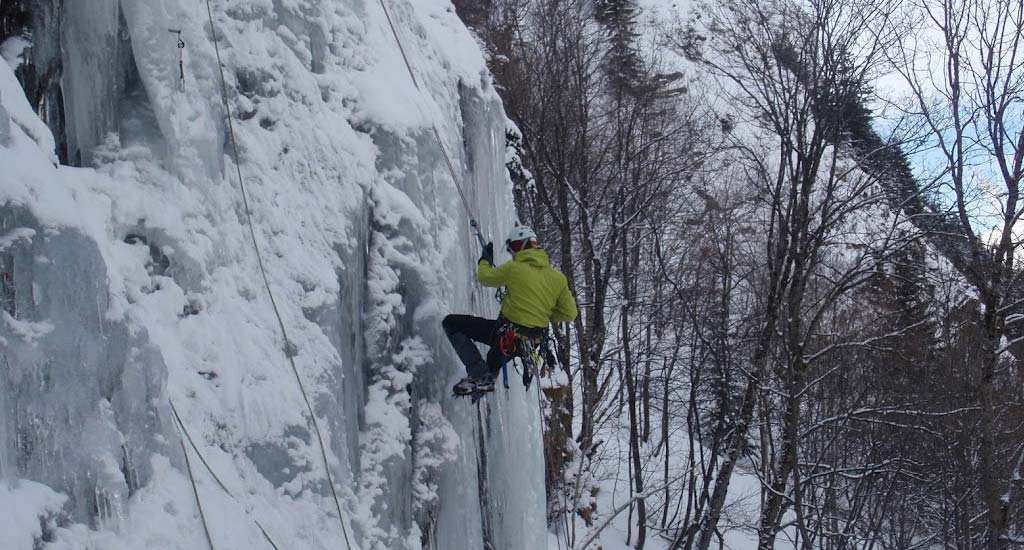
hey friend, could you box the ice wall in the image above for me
[0,0,545,548]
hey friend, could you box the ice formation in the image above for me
[0,1,546,548]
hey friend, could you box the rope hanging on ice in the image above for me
[523,340,572,550]
[170,400,282,550]
[377,0,487,249]
[379,4,575,545]
[473,402,496,549]
[377,7,576,541]
[201,2,354,548]
[174,410,217,550]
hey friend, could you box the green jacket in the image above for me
[478,248,578,328]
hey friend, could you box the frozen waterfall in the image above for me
[0,0,547,548]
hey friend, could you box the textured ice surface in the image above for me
[61,0,127,166]
[0,99,9,145]
[0,0,545,548]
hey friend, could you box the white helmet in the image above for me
[506,225,538,252]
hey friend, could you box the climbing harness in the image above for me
[496,323,548,391]
[169,29,186,92]
[170,399,282,550]
[497,324,518,358]
[452,323,547,403]
[497,324,517,391]
[202,2,353,548]
[377,0,486,249]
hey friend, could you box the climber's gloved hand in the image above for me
[479,242,494,266]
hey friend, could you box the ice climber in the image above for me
[445,225,578,396]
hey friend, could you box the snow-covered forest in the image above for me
[1,0,1022,549]
[456,0,1024,548]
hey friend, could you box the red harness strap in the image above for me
[498,324,518,357]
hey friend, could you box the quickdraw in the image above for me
[169,29,185,92]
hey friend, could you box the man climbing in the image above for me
[444,225,578,396]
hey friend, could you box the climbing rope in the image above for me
[169,399,282,550]
[377,0,487,249]
[532,348,573,548]
[202,2,353,548]
[380,3,572,545]
[473,402,496,549]
[522,339,572,550]
[175,415,216,550]
[169,400,231,494]
[539,334,575,544]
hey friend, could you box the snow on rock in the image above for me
[413,400,459,515]
[0,59,57,164]
[1,36,31,71]
[0,1,539,549]
[1,311,54,343]
[0,479,66,550]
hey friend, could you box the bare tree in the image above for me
[885,0,1024,546]
[452,1,1024,548]
[664,0,909,548]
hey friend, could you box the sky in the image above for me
[635,0,1023,245]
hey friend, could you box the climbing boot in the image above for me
[453,377,494,397]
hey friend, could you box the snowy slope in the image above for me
[0,1,545,549]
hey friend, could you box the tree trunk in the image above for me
[980,304,1010,550]
[696,313,777,550]
[757,359,806,549]
[622,216,646,548]
[642,324,652,443]
[623,306,646,548]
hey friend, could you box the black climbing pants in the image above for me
[442,314,503,380]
